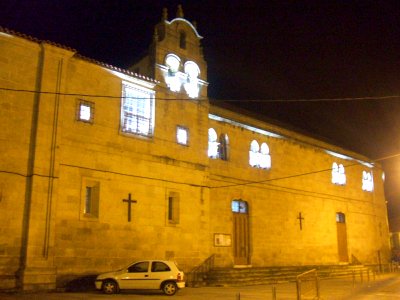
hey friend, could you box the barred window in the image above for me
[121,82,155,136]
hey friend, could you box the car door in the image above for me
[118,261,151,289]
[146,261,172,288]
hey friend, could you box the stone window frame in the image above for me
[80,178,100,220]
[167,191,180,225]
[120,82,155,137]
[76,99,94,123]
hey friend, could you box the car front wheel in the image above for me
[162,281,178,296]
[102,280,119,294]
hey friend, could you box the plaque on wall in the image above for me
[214,233,232,247]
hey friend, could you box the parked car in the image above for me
[95,260,185,296]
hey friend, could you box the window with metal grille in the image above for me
[121,82,154,136]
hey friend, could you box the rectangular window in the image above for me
[121,82,155,136]
[82,180,100,219]
[77,99,94,123]
[167,192,180,224]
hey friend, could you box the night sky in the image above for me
[2,1,400,226]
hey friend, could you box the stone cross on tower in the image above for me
[122,193,137,222]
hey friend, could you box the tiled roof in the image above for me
[0,26,157,84]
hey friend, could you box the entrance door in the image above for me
[232,200,249,265]
[336,212,349,262]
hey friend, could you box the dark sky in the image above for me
[3,1,400,224]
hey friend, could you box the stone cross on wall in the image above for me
[297,212,304,230]
[122,193,137,222]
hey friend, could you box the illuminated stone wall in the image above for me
[0,8,390,291]
[208,105,390,267]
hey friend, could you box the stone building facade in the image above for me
[0,7,390,290]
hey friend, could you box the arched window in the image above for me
[165,54,181,92]
[249,140,271,169]
[259,142,271,169]
[183,61,200,98]
[249,140,259,167]
[179,32,186,49]
[208,128,219,158]
[362,171,374,192]
[336,212,346,223]
[338,164,346,185]
[332,162,346,185]
[219,134,229,161]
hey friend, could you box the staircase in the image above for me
[203,264,372,287]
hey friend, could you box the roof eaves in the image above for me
[0,26,158,84]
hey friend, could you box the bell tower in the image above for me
[131,5,208,99]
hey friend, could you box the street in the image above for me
[1,274,399,300]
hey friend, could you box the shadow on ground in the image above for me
[59,275,98,292]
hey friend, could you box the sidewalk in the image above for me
[0,273,399,300]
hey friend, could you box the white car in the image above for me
[95,260,185,296]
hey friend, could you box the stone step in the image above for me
[205,265,371,287]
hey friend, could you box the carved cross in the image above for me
[297,212,304,230]
[122,193,137,222]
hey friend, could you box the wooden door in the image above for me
[336,213,349,262]
[233,212,249,265]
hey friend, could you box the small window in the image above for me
[128,262,149,273]
[82,180,100,219]
[77,100,94,123]
[152,261,171,272]
[167,192,180,224]
[336,212,346,223]
[179,32,186,49]
[176,126,189,145]
[232,200,248,214]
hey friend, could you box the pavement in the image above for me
[1,273,399,300]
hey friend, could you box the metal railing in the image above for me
[296,269,320,300]
[186,254,216,287]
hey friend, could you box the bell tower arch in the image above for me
[131,5,208,99]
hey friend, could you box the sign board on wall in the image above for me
[214,233,232,247]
